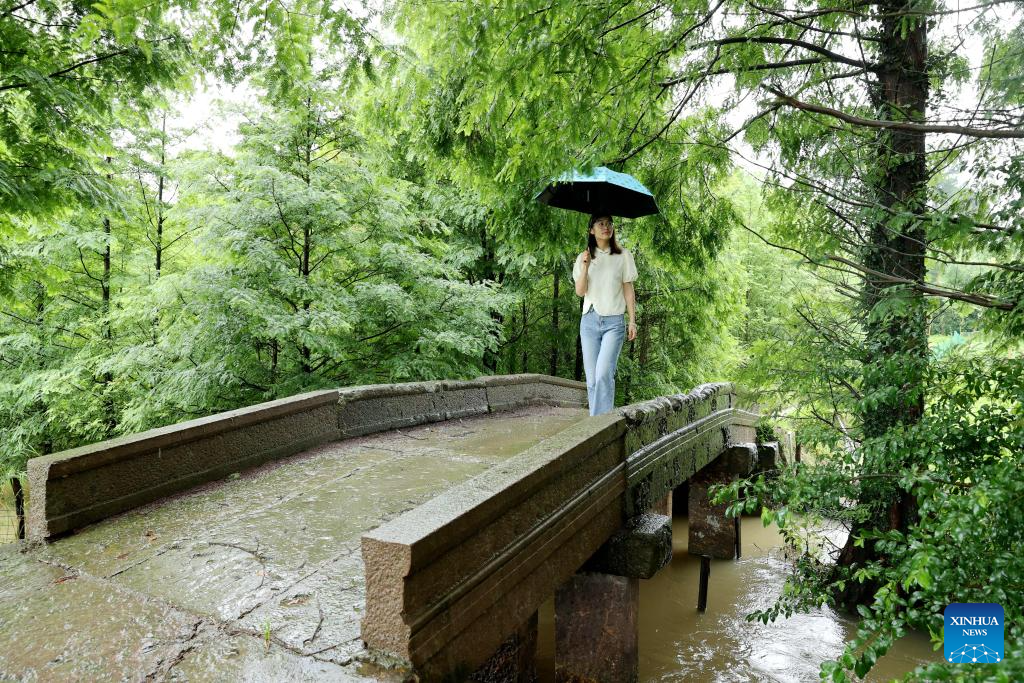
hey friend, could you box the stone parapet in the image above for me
[28,390,341,540]
[618,384,758,517]
[337,379,489,438]
[337,374,588,438]
[28,374,587,542]
[619,382,734,454]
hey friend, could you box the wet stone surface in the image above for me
[0,404,587,682]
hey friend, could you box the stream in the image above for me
[537,516,938,682]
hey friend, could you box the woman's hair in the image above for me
[587,214,622,259]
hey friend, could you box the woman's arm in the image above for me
[623,280,637,341]
[574,252,589,296]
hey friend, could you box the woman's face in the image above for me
[590,216,614,241]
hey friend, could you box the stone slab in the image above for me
[0,545,201,682]
[167,632,367,682]
[236,551,366,665]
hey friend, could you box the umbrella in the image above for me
[534,165,660,218]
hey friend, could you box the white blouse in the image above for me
[572,246,638,316]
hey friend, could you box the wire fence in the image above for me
[0,477,26,544]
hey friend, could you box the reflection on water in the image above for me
[538,517,938,682]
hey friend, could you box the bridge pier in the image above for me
[688,444,757,559]
[650,491,672,517]
[469,611,538,683]
[555,572,639,683]
[756,441,781,473]
[554,513,672,683]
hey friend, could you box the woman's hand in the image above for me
[575,251,590,296]
[628,321,637,341]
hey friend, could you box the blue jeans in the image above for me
[580,308,626,416]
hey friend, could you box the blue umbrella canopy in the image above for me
[534,166,660,218]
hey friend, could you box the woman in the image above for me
[572,214,638,416]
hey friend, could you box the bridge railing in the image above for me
[26,374,587,541]
[360,381,759,677]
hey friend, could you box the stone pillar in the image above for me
[554,573,638,683]
[755,442,780,473]
[552,514,670,683]
[688,444,756,559]
[469,611,538,683]
[649,491,672,517]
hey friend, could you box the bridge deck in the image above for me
[0,405,587,681]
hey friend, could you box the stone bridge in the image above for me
[0,374,788,682]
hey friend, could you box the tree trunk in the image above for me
[835,0,929,609]
[101,156,116,436]
[34,281,52,454]
[11,476,25,540]
[550,271,559,376]
[300,222,311,374]
[521,299,529,373]
[155,111,165,280]
[271,339,279,386]
[480,224,504,373]
[300,111,313,374]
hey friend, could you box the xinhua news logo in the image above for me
[944,603,1004,664]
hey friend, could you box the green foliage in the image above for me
[717,350,1024,681]
[0,0,377,219]
[755,417,775,444]
[0,72,505,478]
[0,0,187,215]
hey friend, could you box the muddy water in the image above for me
[538,517,938,682]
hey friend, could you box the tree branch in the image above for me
[764,86,1024,138]
[0,48,133,92]
[700,36,874,71]
[825,254,1017,310]
[661,58,827,87]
